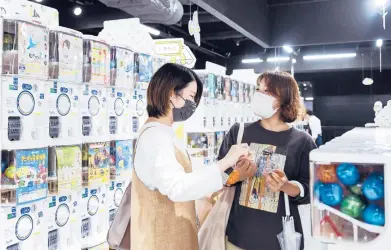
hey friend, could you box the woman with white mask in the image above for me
[218,71,317,250]
[131,63,250,250]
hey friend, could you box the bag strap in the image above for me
[236,123,244,145]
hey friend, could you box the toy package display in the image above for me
[231,79,239,102]
[0,148,49,250]
[109,45,134,89]
[47,146,82,250]
[80,142,110,248]
[134,53,152,89]
[49,27,83,83]
[82,35,110,85]
[207,73,217,99]
[238,81,245,103]
[1,17,49,79]
[108,140,132,225]
[224,77,232,101]
[216,75,225,100]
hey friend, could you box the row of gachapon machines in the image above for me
[309,127,391,249]
[0,140,132,250]
[0,75,136,150]
[185,95,257,131]
[195,70,256,103]
[0,15,166,87]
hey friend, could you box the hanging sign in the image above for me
[154,38,196,68]
[188,10,201,46]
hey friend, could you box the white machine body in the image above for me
[1,76,48,150]
[78,84,109,143]
[47,81,80,146]
[107,87,132,141]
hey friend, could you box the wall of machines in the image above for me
[184,70,257,166]
[0,14,165,250]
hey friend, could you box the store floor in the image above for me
[299,205,345,250]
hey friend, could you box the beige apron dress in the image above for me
[131,146,199,250]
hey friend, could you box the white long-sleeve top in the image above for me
[133,122,223,202]
[309,115,322,139]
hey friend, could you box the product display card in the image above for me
[18,22,49,78]
[82,142,110,186]
[90,41,110,85]
[15,148,48,205]
[58,32,83,82]
[56,146,82,193]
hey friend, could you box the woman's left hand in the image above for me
[266,169,288,192]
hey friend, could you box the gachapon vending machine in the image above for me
[108,140,132,226]
[80,142,110,249]
[310,128,390,250]
[0,148,49,250]
[47,145,82,250]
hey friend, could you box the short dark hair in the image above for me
[306,109,313,116]
[147,63,203,118]
[257,71,304,123]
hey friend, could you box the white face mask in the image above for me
[251,92,278,119]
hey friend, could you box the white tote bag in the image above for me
[198,123,244,250]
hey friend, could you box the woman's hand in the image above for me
[265,169,288,192]
[226,158,257,185]
[217,144,249,172]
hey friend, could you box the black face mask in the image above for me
[172,95,197,122]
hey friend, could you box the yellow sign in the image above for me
[154,38,196,68]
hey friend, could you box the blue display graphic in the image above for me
[15,148,48,205]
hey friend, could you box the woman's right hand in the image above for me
[218,144,250,171]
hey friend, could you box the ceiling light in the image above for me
[73,7,82,16]
[292,58,297,64]
[142,25,160,36]
[236,41,240,46]
[242,58,263,64]
[305,97,314,101]
[362,78,374,86]
[376,39,383,47]
[35,0,43,2]
[375,0,387,6]
[303,53,356,60]
[283,45,293,53]
[267,57,290,62]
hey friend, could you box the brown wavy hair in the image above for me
[257,71,304,123]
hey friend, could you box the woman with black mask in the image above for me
[131,63,251,250]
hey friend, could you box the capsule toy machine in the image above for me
[205,73,217,129]
[131,53,151,135]
[108,140,132,226]
[47,145,82,250]
[1,75,49,150]
[82,35,110,86]
[310,128,390,250]
[0,15,49,80]
[230,78,240,125]
[80,142,110,249]
[78,84,109,143]
[223,76,232,130]
[215,75,225,131]
[0,148,49,250]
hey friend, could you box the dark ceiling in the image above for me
[30,0,391,72]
